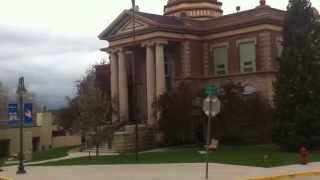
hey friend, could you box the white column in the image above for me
[155,41,167,97]
[145,43,156,126]
[110,51,119,122]
[118,49,129,121]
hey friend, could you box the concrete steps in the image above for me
[85,124,155,153]
[85,145,115,154]
[111,124,155,152]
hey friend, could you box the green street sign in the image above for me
[205,85,218,96]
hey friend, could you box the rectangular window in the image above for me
[213,46,228,76]
[276,37,283,57]
[239,42,256,73]
[165,61,172,91]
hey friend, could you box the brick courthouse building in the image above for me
[98,0,285,128]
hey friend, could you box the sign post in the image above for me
[16,77,27,175]
[203,85,221,180]
[8,103,33,127]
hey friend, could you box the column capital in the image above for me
[105,47,126,54]
[105,47,117,54]
[154,39,168,46]
[100,47,109,53]
[142,39,168,48]
[141,41,155,48]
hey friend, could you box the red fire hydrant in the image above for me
[300,145,309,165]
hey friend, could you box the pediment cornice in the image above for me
[99,10,159,40]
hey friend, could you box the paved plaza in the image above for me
[1,162,320,180]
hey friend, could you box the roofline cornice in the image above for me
[104,18,283,42]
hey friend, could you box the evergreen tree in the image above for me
[273,0,320,151]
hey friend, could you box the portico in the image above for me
[106,39,169,126]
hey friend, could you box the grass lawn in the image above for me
[34,144,320,167]
[31,145,79,162]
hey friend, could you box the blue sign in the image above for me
[8,103,33,126]
[8,104,18,124]
[24,103,33,124]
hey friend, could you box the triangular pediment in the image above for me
[99,10,156,40]
[116,19,149,35]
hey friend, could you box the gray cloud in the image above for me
[0,25,106,109]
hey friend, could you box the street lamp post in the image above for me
[16,77,27,174]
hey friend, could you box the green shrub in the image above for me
[214,81,273,144]
[155,83,200,145]
[155,81,273,146]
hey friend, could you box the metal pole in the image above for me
[131,2,139,163]
[17,78,26,174]
[205,96,212,179]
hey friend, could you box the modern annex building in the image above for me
[99,0,285,127]
[0,112,81,159]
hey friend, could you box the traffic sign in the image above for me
[202,96,221,117]
[205,85,218,96]
[203,95,221,179]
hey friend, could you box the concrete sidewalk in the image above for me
[26,152,119,166]
[5,151,119,166]
[1,162,320,180]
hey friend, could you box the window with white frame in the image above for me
[239,42,256,73]
[213,46,228,76]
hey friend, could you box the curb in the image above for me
[247,171,320,180]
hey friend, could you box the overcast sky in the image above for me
[0,0,319,109]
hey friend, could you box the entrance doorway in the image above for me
[32,137,40,152]
[0,140,10,158]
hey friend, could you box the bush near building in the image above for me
[156,81,273,146]
[156,83,198,146]
[214,81,273,144]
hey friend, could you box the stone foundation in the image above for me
[111,124,154,152]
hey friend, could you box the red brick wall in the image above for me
[175,29,281,101]
[207,32,260,74]
[189,41,204,76]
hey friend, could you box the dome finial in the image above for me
[260,0,266,6]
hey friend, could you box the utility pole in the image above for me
[131,0,139,163]
[16,77,27,174]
